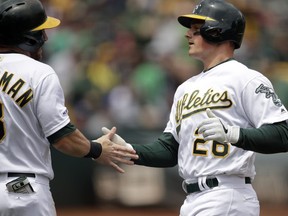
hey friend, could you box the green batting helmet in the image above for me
[0,0,60,52]
[178,0,245,49]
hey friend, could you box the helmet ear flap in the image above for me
[17,30,45,52]
[206,28,222,38]
[199,19,240,48]
[200,22,223,44]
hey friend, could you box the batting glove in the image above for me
[198,108,240,144]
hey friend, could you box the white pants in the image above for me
[0,174,56,216]
[180,176,260,216]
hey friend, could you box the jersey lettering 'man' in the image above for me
[0,71,33,108]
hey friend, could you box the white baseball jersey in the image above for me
[165,59,288,181]
[0,53,70,180]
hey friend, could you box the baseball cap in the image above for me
[32,16,61,31]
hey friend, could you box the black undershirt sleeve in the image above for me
[47,122,77,144]
[233,121,288,154]
[131,132,179,167]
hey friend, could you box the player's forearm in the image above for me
[131,132,179,167]
[53,129,92,157]
[233,121,288,153]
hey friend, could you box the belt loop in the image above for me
[199,176,209,191]
[182,181,188,193]
[245,177,251,184]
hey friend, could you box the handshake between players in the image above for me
[95,127,139,173]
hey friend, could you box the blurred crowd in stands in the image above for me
[41,0,288,136]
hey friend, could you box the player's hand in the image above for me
[101,127,134,161]
[102,127,128,146]
[93,127,138,173]
[197,108,240,144]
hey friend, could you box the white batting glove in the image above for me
[101,127,134,160]
[197,109,240,144]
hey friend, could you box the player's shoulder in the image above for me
[229,59,259,73]
[0,53,59,89]
[226,59,264,79]
[22,54,55,74]
[226,60,273,91]
[2,53,55,74]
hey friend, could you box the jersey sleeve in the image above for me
[241,75,288,128]
[34,73,70,137]
[131,132,179,167]
[234,121,288,153]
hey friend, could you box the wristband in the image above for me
[84,141,102,159]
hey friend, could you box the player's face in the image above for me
[185,24,216,61]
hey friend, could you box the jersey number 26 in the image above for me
[193,129,230,158]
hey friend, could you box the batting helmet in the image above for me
[178,0,245,49]
[0,0,60,52]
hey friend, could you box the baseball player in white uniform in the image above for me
[0,0,138,216]
[104,0,288,215]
